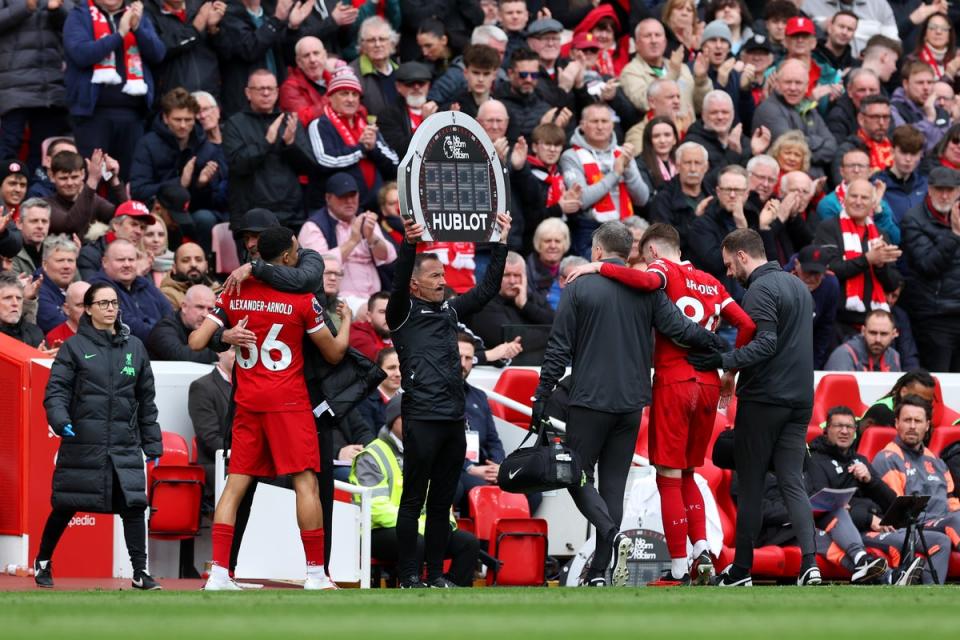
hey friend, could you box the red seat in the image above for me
[190,436,198,464]
[811,375,868,428]
[455,517,475,535]
[212,222,240,274]
[806,424,823,443]
[950,551,960,579]
[929,425,960,455]
[635,408,649,459]
[161,431,190,466]
[468,486,547,586]
[148,465,205,539]
[486,517,548,586]
[856,427,897,462]
[490,369,541,427]
[932,377,960,428]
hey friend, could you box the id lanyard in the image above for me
[465,421,480,464]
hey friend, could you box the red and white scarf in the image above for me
[918,44,946,80]
[89,0,147,96]
[839,210,890,314]
[835,181,847,206]
[573,145,633,222]
[527,156,564,207]
[322,102,376,188]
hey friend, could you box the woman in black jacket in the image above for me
[35,282,163,590]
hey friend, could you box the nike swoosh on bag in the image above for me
[84,354,96,359]
[508,467,522,480]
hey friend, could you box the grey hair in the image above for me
[0,271,22,290]
[622,216,650,233]
[359,16,399,46]
[580,101,613,121]
[20,197,52,217]
[42,234,79,261]
[505,250,525,266]
[646,78,677,102]
[559,255,588,275]
[746,154,779,174]
[190,90,217,107]
[675,141,709,164]
[472,24,509,45]
[702,89,734,112]
[591,221,633,260]
[845,67,878,90]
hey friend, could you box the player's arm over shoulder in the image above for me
[189,301,230,351]
[305,294,351,364]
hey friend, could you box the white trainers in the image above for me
[304,575,340,590]
[203,576,243,591]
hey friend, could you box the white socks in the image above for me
[209,564,230,582]
[306,564,327,579]
[853,550,866,564]
[692,540,709,558]
[671,558,688,579]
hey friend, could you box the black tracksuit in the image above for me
[536,257,725,573]
[386,240,508,583]
[720,261,817,574]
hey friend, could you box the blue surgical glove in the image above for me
[62,424,75,437]
[147,457,160,466]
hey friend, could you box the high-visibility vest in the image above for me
[349,438,404,529]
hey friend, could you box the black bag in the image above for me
[497,427,583,494]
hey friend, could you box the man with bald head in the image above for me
[477,100,511,163]
[160,242,221,309]
[281,36,331,126]
[87,239,173,341]
[147,284,218,363]
[45,281,91,347]
[752,59,838,175]
[826,68,881,142]
[814,178,902,336]
[755,171,814,266]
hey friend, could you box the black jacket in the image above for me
[43,316,162,512]
[688,199,749,302]
[899,199,960,320]
[825,94,858,143]
[466,292,555,351]
[806,435,896,531]
[814,217,901,327]
[146,312,218,363]
[386,241,508,421]
[0,317,45,348]
[146,0,224,99]
[216,1,289,117]
[511,161,564,255]
[221,107,316,229]
[536,257,725,412]
[647,176,704,260]
[682,119,751,172]
[720,261,814,408]
[378,94,415,160]
[78,235,108,281]
[496,84,554,143]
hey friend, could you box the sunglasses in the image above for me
[516,71,541,80]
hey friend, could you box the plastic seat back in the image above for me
[929,425,960,455]
[491,369,541,427]
[190,436,199,464]
[468,485,530,541]
[811,375,868,427]
[149,465,205,539]
[933,377,960,428]
[856,427,897,462]
[162,431,190,466]
[487,517,548,586]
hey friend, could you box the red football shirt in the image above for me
[209,279,325,412]
[600,260,756,384]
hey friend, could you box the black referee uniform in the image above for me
[386,239,507,586]
[717,260,817,581]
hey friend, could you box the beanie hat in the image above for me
[327,68,363,96]
[701,20,733,47]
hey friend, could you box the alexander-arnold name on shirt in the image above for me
[229,299,295,314]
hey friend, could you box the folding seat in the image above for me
[148,465,205,539]
[929,426,960,455]
[856,427,897,462]
[932,377,960,428]
[810,375,868,428]
[489,369,541,427]
[468,486,548,586]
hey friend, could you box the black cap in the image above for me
[928,166,960,188]
[797,244,828,274]
[741,33,773,54]
[384,393,402,429]
[327,172,359,196]
[156,183,192,226]
[0,158,27,183]
[394,62,433,84]
[237,208,279,234]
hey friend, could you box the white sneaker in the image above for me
[304,575,339,590]
[203,576,243,591]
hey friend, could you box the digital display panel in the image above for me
[422,161,493,213]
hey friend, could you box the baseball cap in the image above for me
[327,172,359,197]
[741,33,773,54]
[327,67,363,96]
[0,159,27,183]
[384,393,402,429]
[797,244,828,274]
[237,208,279,234]
[114,200,156,226]
[155,183,192,226]
[928,166,960,188]
[785,17,815,37]
[526,18,563,37]
[394,62,433,84]
[572,31,602,51]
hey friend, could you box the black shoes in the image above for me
[34,559,53,589]
[850,555,888,584]
[691,550,716,585]
[585,576,606,587]
[429,576,458,588]
[399,577,429,589]
[797,565,823,586]
[712,566,753,587]
[647,570,691,587]
[132,570,162,590]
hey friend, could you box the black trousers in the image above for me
[0,106,71,175]
[38,468,147,573]
[565,406,642,572]
[71,107,145,183]
[733,400,816,573]
[372,527,479,586]
[397,418,466,582]
[914,316,960,373]
[229,419,335,572]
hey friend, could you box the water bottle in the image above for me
[553,438,572,485]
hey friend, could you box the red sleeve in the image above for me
[720,300,756,349]
[598,262,665,291]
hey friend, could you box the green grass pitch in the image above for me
[2,587,959,639]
